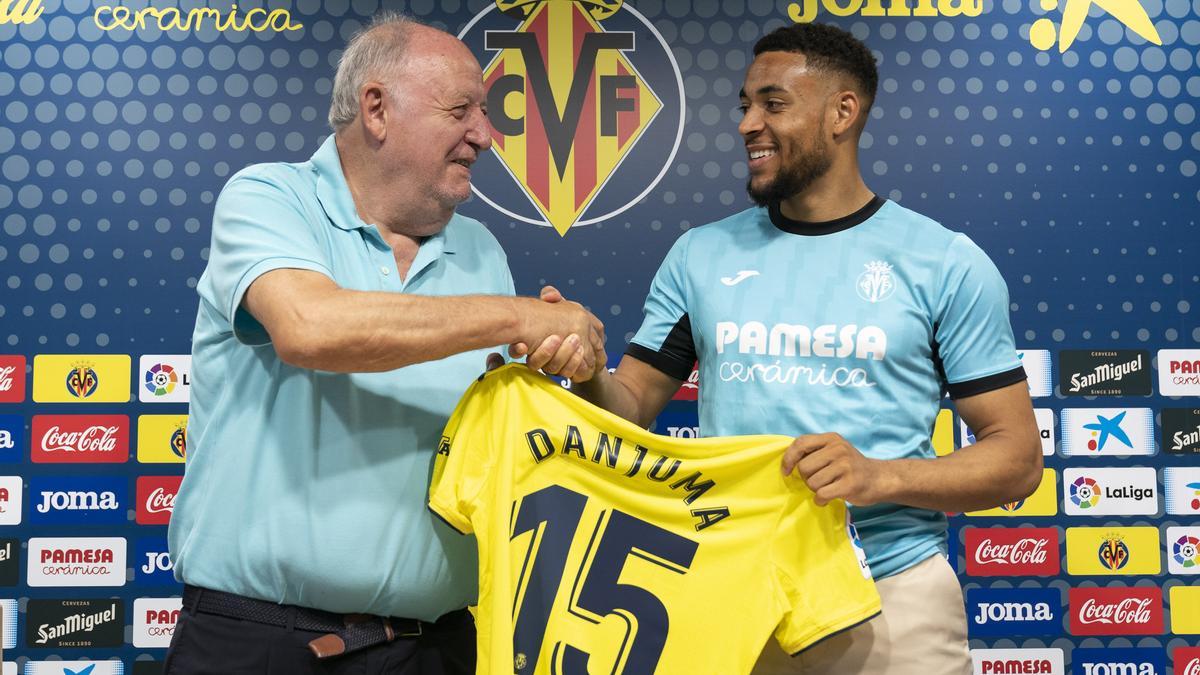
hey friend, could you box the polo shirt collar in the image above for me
[310,135,458,257]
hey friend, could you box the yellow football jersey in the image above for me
[430,365,881,675]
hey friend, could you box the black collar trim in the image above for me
[768,195,886,236]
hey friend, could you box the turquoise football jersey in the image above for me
[628,197,1025,578]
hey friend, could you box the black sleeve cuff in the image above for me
[946,366,1027,399]
[626,344,693,382]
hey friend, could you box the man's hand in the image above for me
[781,433,894,507]
[510,289,606,382]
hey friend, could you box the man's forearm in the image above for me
[571,369,651,426]
[879,434,1043,513]
[273,289,524,372]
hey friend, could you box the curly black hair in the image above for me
[753,23,879,106]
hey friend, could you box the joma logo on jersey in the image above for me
[461,0,683,235]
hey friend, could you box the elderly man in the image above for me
[166,15,602,675]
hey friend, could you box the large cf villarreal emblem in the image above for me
[460,0,684,236]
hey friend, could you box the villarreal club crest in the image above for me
[460,0,684,236]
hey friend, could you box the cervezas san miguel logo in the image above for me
[460,0,684,236]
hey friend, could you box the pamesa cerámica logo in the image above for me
[785,0,1161,52]
[460,0,684,236]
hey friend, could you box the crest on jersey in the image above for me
[460,0,684,236]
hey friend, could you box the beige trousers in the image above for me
[752,554,971,675]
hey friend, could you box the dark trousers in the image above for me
[164,606,476,675]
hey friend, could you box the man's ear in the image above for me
[359,82,389,142]
[829,88,864,137]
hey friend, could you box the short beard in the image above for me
[746,148,832,207]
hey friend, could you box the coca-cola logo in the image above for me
[0,366,14,391]
[41,425,119,453]
[145,488,175,514]
[965,528,1060,577]
[31,416,130,464]
[1078,597,1153,625]
[1183,657,1200,675]
[136,476,182,525]
[975,538,1050,565]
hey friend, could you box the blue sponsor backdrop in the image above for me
[0,0,1197,670]
[967,587,1063,637]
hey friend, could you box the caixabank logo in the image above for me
[459,0,684,236]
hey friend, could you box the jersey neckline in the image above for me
[768,194,886,236]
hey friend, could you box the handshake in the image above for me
[503,285,608,383]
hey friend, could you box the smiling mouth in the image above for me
[749,149,776,160]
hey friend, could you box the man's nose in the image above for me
[467,109,493,153]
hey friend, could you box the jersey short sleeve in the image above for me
[933,234,1025,399]
[627,232,697,380]
[203,169,334,345]
[771,499,882,654]
[428,374,495,535]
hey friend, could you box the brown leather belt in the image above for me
[183,584,464,659]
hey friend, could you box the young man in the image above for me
[554,23,1041,674]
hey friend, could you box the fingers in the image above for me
[540,285,563,303]
[525,335,562,372]
[781,435,825,475]
[509,343,529,359]
[541,334,585,375]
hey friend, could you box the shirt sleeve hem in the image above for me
[229,257,334,343]
[947,366,1027,399]
[427,502,472,536]
[783,602,883,656]
[625,343,692,382]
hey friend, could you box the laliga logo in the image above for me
[1078,597,1152,625]
[66,364,98,398]
[1071,476,1101,509]
[144,363,178,397]
[1174,534,1200,568]
[460,0,684,236]
[975,537,1049,565]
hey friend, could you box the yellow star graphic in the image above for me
[1030,0,1162,51]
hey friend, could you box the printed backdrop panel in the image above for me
[0,0,1196,670]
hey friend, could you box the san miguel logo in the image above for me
[1059,350,1151,397]
[460,0,684,236]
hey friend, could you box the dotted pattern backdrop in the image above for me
[1,0,1198,671]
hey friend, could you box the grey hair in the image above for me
[328,12,423,132]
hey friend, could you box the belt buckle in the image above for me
[393,617,423,638]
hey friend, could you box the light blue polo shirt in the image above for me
[629,197,1025,580]
[169,136,515,620]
